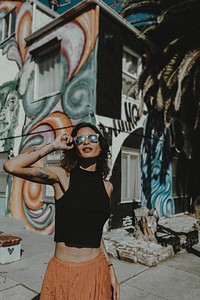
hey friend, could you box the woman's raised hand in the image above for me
[53,133,74,151]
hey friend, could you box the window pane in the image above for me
[121,148,141,203]
[0,153,8,170]
[122,73,136,97]
[122,49,138,99]
[0,153,8,194]
[0,19,3,41]
[121,153,128,199]
[47,151,61,161]
[130,154,139,200]
[37,47,60,98]
[122,51,137,75]
[4,14,9,39]
[10,10,16,35]
[3,9,16,40]
[0,173,7,194]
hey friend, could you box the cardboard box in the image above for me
[0,232,22,264]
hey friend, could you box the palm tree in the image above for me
[120,0,200,212]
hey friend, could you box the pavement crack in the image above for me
[119,267,150,284]
[132,286,168,300]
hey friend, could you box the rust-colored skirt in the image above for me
[40,253,111,300]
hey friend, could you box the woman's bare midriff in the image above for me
[54,242,101,262]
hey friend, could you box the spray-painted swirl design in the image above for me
[0,1,32,68]
[1,2,100,232]
[10,112,72,233]
[62,45,97,123]
[141,127,175,217]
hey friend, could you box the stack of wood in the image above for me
[132,206,159,242]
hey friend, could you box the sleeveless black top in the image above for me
[54,167,111,248]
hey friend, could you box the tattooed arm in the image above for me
[3,133,74,185]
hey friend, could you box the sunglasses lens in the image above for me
[74,134,99,145]
[74,136,85,145]
[88,134,99,143]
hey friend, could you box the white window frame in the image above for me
[34,44,61,101]
[0,152,8,196]
[121,147,141,203]
[2,8,16,41]
[0,18,3,42]
[122,46,141,101]
[42,150,61,203]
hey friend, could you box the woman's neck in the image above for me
[79,158,97,172]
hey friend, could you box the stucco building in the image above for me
[0,0,190,233]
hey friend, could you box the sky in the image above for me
[39,0,80,14]
[38,1,150,28]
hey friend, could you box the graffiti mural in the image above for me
[0,1,32,68]
[141,110,175,217]
[0,82,20,150]
[0,1,176,231]
[0,1,100,232]
[10,112,72,233]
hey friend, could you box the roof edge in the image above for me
[25,0,146,43]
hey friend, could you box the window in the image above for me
[0,18,3,41]
[0,152,8,195]
[46,151,61,162]
[121,147,141,203]
[2,9,16,41]
[34,45,61,99]
[42,150,61,203]
[122,47,139,100]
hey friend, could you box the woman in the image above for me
[4,122,119,300]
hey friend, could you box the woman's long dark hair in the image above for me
[61,122,111,179]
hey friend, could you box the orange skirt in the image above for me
[40,253,112,300]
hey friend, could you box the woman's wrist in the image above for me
[47,142,57,153]
[27,142,56,159]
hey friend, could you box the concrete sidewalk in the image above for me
[0,216,200,300]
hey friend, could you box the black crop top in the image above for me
[54,167,111,248]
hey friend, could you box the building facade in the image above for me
[0,0,188,233]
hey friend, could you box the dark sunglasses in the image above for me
[73,134,99,145]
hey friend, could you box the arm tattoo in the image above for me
[26,169,49,180]
[35,169,49,179]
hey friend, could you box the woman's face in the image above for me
[74,127,101,159]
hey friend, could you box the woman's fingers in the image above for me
[62,134,74,149]
[61,133,68,141]
[67,135,73,145]
[53,134,74,150]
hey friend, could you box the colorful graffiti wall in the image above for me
[0,1,101,233]
[0,1,175,233]
[141,110,175,217]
